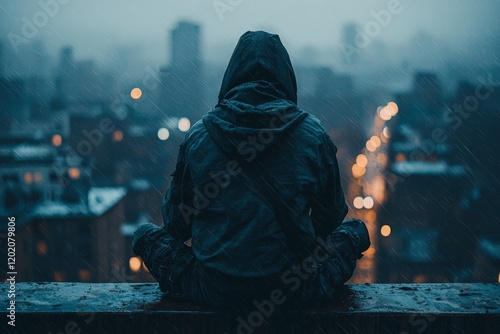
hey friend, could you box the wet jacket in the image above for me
[162,31,348,278]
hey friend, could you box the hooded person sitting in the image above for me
[133,31,370,307]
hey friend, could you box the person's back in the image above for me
[133,31,370,307]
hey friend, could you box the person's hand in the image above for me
[184,238,192,247]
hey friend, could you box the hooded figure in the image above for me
[133,31,370,307]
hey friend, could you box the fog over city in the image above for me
[1,0,499,77]
[0,0,499,293]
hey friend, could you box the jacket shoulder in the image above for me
[183,119,208,148]
[298,113,338,153]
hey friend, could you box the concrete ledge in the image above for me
[1,283,499,333]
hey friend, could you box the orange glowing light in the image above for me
[356,154,368,168]
[366,140,377,152]
[363,196,374,209]
[52,134,62,147]
[413,275,427,283]
[364,247,376,256]
[68,168,80,179]
[79,269,92,282]
[382,127,390,138]
[377,153,388,165]
[395,153,407,162]
[353,196,364,209]
[387,102,399,116]
[37,241,48,255]
[130,88,142,100]
[365,209,377,223]
[34,172,43,183]
[370,136,381,148]
[352,164,366,178]
[381,225,391,237]
[379,107,392,121]
[113,130,124,142]
[24,172,33,184]
[129,257,142,272]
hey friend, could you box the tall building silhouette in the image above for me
[341,23,360,65]
[171,21,201,72]
[159,21,204,121]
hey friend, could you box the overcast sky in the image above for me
[1,0,499,66]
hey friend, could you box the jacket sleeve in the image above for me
[161,142,194,241]
[310,133,348,237]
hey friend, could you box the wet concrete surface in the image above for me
[1,283,499,333]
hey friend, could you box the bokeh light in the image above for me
[129,257,142,272]
[381,225,392,237]
[353,196,364,209]
[130,88,142,100]
[356,154,368,168]
[178,117,191,132]
[157,128,170,140]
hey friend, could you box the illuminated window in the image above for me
[78,269,92,282]
[52,134,62,147]
[54,271,65,282]
[395,153,407,162]
[68,168,80,179]
[34,172,43,183]
[24,172,33,184]
[113,130,124,142]
[413,275,427,283]
[36,241,48,256]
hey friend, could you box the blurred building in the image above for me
[158,21,205,122]
[14,187,127,282]
[473,236,500,283]
[377,160,471,282]
[52,46,117,110]
[394,72,444,132]
[0,78,29,130]
[341,23,360,65]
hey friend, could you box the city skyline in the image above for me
[0,0,498,74]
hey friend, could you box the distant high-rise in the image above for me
[59,46,75,73]
[159,21,204,121]
[341,23,360,65]
[170,21,201,72]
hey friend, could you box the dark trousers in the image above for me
[132,218,370,307]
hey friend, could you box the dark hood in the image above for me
[203,31,308,162]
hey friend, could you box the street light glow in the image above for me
[178,117,191,132]
[130,88,142,100]
[158,128,170,140]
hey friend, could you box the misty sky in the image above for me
[0,0,499,67]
